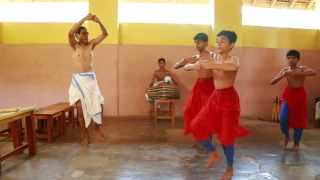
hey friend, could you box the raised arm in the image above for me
[270,68,288,85]
[92,15,109,49]
[296,66,316,77]
[68,13,92,50]
[184,57,239,71]
[174,56,199,69]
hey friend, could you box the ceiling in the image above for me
[3,0,317,10]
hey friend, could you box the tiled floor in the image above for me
[0,117,320,180]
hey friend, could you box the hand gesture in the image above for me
[184,56,200,63]
[86,13,94,20]
[93,15,101,23]
[284,70,295,77]
[184,62,201,71]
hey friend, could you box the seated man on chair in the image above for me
[145,58,179,112]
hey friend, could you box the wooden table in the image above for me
[0,107,37,176]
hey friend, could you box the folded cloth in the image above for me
[69,72,104,128]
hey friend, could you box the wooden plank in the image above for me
[34,109,64,115]
[157,116,172,119]
[0,144,28,161]
[307,0,315,9]
[289,0,298,8]
[271,0,277,7]
[0,107,35,121]
[253,0,258,6]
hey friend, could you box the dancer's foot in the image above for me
[289,144,300,152]
[81,138,89,146]
[204,151,221,170]
[284,136,290,147]
[220,166,233,180]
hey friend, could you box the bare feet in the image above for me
[204,151,221,170]
[289,144,300,152]
[220,166,233,180]
[284,136,290,147]
[94,127,105,140]
[81,138,89,146]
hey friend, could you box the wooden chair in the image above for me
[154,99,176,124]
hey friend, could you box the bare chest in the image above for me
[156,71,169,80]
[73,48,93,62]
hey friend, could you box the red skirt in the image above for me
[183,77,215,136]
[282,86,308,129]
[190,86,250,146]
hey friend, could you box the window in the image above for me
[242,6,320,29]
[0,2,89,22]
[118,2,213,24]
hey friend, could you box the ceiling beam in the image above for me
[270,0,277,7]
[253,0,257,6]
[307,0,316,9]
[289,0,297,9]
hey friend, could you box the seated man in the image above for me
[145,58,179,111]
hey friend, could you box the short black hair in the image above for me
[217,30,237,44]
[76,26,86,34]
[158,58,166,63]
[193,33,208,42]
[286,50,300,59]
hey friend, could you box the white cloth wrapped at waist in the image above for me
[68,72,104,128]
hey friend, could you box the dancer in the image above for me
[184,30,250,180]
[271,50,316,152]
[68,13,108,146]
[174,32,215,149]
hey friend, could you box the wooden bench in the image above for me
[34,109,65,143]
[40,102,77,129]
[0,107,37,176]
[154,99,176,124]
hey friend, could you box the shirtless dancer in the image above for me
[68,13,108,146]
[174,32,215,149]
[146,58,179,111]
[271,50,316,152]
[184,30,250,180]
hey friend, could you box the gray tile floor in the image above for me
[0,118,320,180]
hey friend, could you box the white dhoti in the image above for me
[315,102,320,121]
[69,72,104,128]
